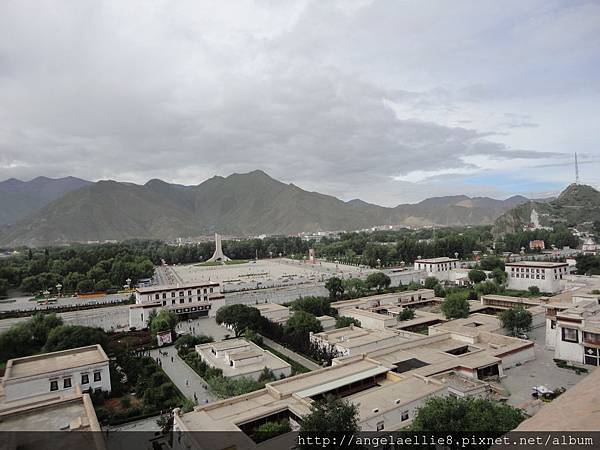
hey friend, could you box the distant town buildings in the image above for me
[529,239,546,251]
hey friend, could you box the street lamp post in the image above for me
[56,283,62,298]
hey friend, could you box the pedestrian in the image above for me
[171,356,174,363]
[186,379,189,386]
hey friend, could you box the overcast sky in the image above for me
[1,0,599,205]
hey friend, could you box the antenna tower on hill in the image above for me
[575,152,580,185]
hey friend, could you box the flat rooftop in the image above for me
[0,393,101,432]
[429,313,502,335]
[137,281,220,293]
[505,261,568,268]
[197,339,290,378]
[415,257,458,263]
[3,345,109,380]
[311,325,405,349]
[254,303,289,313]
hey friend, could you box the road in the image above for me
[260,335,321,370]
[150,348,216,406]
[0,292,129,313]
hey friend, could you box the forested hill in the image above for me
[0,171,530,247]
[493,184,600,236]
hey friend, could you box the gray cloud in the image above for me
[0,0,598,205]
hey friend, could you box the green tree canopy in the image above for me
[291,296,331,316]
[499,305,533,336]
[149,310,178,335]
[284,311,323,335]
[411,396,524,433]
[215,304,261,337]
[43,325,108,352]
[324,277,344,300]
[397,308,416,321]
[335,316,361,328]
[423,276,439,289]
[342,278,367,299]
[441,293,470,319]
[30,313,63,347]
[299,396,360,445]
[468,269,487,284]
[365,272,391,292]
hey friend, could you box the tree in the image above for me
[325,277,344,300]
[528,286,540,295]
[284,311,323,335]
[0,278,8,297]
[423,276,439,289]
[499,306,532,336]
[365,272,391,292]
[342,278,367,299]
[43,325,108,352]
[215,304,261,337]
[76,279,95,293]
[149,310,178,335]
[299,396,360,448]
[397,308,415,321]
[411,396,524,433]
[30,313,63,347]
[255,420,291,443]
[441,293,470,319]
[95,279,112,291]
[335,316,361,328]
[291,297,331,316]
[468,269,487,284]
[0,323,36,361]
[491,267,507,285]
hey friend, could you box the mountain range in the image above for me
[0,170,532,247]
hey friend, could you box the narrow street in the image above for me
[260,335,321,370]
[150,348,217,406]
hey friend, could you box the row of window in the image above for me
[154,288,214,300]
[510,266,566,273]
[511,273,546,280]
[375,410,410,431]
[162,297,210,306]
[50,371,102,391]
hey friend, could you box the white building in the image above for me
[196,339,291,381]
[413,257,458,281]
[316,315,336,331]
[129,282,226,329]
[309,325,408,357]
[505,261,569,293]
[1,345,111,403]
[545,298,600,366]
[254,303,290,324]
[339,308,398,331]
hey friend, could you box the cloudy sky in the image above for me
[1,0,599,205]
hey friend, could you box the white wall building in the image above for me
[309,325,408,357]
[545,299,600,366]
[413,257,458,281]
[1,345,111,403]
[505,261,569,293]
[196,339,291,381]
[254,303,290,324]
[129,282,225,329]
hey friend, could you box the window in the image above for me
[155,294,159,300]
[94,372,102,382]
[171,292,175,298]
[209,288,213,293]
[162,301,166,306]
[188,290,192,296]
[180,298,184,304]
[376,421,384,431]
[197,289,201,295]
[50,380,58,391]
[401,411,409,421]
[179,291,184,297]
[81,373,89,384]
[162,293,167,299]
[63,378,72,389]
[550,320,556,329]
[562,327,579,343]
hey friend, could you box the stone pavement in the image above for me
[150,348,216,406]
[260,335,321,370]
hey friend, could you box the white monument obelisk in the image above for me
[207,233,231,263]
